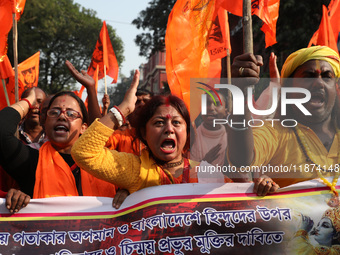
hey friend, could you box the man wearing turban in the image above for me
[227,46,340,196]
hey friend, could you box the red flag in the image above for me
[6,52,40,104]
[165,0,216,117]
[308,5,338,53]
[216,0,280,48]
[14,0,26,21]
[87,21,119,83]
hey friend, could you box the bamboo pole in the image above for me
[104,64,107,94]
[1,79,10,106]
[12,13,19,102]
[242,0,253,54]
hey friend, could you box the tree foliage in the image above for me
[7,0,124,94]
[132,0,176,58]
[133,0,332,64]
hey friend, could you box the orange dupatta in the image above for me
[33,142,116,199]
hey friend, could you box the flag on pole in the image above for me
[14,0,26,21]
[309,1,340,53]
[216,0,280,48]
[0,55,14,79]
[165,0,216,114]
[5,51,40,105]
[0,0,14,62]
[87,21,119,83]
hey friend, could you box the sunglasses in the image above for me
[47,108,82,121]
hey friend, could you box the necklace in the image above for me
[293,126,340,196]
[161,158,184,169]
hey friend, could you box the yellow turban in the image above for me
[281,46,340,79]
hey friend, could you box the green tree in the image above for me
[132,0,176,58]
[133,0,332,64]
[8,0,124,94]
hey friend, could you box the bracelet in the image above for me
[21,98,32,109]
[109,107,124,127]
[17,103,25,115]
[113,106,126,124]
[226,114,254,131]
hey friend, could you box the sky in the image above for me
[73,0,152,95]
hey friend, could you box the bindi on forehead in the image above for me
[166,114,172,119]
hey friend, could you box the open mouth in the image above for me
[309,92,325,108]
[160,138,176,153]
[54,124,69,134]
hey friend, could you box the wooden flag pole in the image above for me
[1,79,10,106]
[12,13,19,102]
[104,64,107,94]
[243,0,253,54]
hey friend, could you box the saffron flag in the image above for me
[207,8,231,79]
[5,51,40,107]
[328,0,340,45]
[216,0,280,48]
[14,0,26,21]
[309,1,340,53]
[87,21,119,84]
[0,0,14,62]
[0,55,14,79]
[165,0,216,114]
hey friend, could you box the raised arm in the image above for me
[227,53,262,167]
[65,60,102,124]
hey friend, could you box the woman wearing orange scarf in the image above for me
[0,62,121,199]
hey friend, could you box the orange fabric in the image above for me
[329,0,340,45]
[105,128,145,156]
[33,142,116,199]
[165,0,216,116]
[87,21,119,83]
[309,4,339,53]
[216,0,280,48]
[0,0,14,61]
[0,55,14,79]
[15,0,26,21]
[0,52,40,110]
[208,9,230,62]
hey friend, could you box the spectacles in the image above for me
[47,108,82,121]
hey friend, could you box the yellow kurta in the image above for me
[71,120,198,194]
[250,122,339,187]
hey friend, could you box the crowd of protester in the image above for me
[0,46,339,225]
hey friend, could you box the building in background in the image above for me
[139,50,168,95]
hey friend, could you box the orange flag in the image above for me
[0,0,14,62]
[6,51,40,104]
[207,8,231,79]
[0,55,14,79]
[87,21,119,83]
[328,0,340,45]
[308,5,338,53]
[14,0,26,21]
[165,0,216,116]
[216,0,280,48]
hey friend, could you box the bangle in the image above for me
[109,107,124,127]
[113,106,126,124]
[17,103,25,115]
[21,98,32,109]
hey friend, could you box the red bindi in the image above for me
[166,114,172,119]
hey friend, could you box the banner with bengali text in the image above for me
[0,180,339,255]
